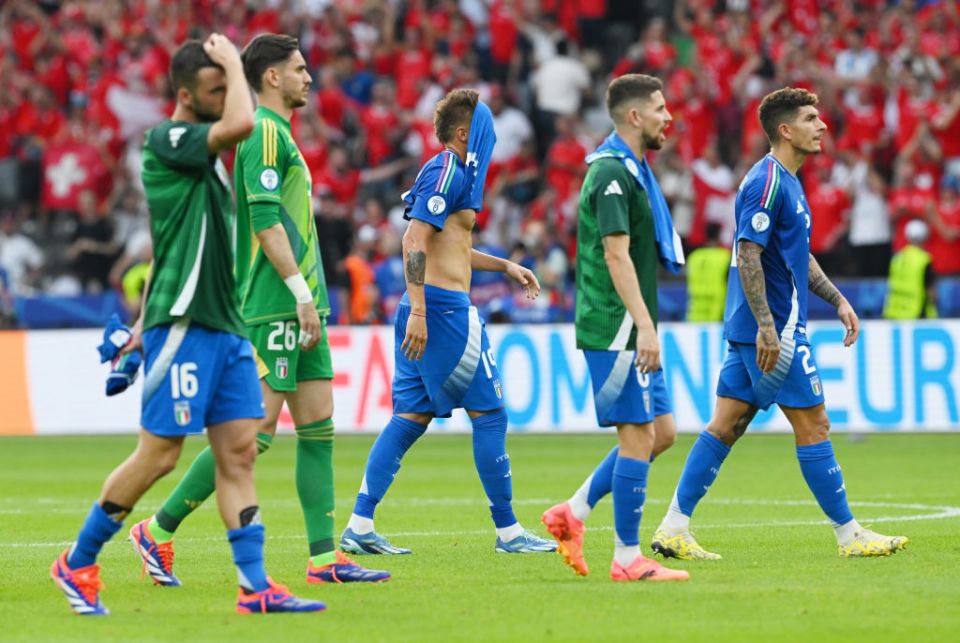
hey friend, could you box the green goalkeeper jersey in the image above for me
[140,119,245,336]
[234,105,330,325]
[575,157,659,350]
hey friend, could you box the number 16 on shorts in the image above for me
[170,362,198,426]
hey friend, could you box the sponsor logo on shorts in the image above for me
[276,357,289,379]
[810,375,822,396]
[174,401,191,427]
[643,390,651,414]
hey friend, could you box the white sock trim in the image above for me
[347,514,375,535]
[496,522,523,542]
[614,544,641,567]
[568,474,594,522]
[834,519,861,544]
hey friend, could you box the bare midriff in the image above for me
[423,208,476,293]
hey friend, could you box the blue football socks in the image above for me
[796,440,854,526]
[67,502,124,569]
[353,416,428,520]
[227,524,269,593]
[471,409,518,529]
[674,431,731,517]
[612,455,649,563]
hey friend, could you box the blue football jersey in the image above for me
[724,154,812,344]
[402,149,471,230]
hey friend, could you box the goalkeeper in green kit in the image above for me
[130,34,390,585]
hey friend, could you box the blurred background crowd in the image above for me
[1,0,959,329]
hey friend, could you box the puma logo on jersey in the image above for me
[168,127,186,148]
[604,180,623,196]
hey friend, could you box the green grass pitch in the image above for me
[2,433,959,642]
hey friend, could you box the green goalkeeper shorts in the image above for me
[248,318,334,392]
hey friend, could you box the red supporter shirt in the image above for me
[807,184,849,254]
[934,100,960,159]
[489,3,519,63]
[317,87,348,129]
[930,198,960,274]
[896,89,936,150]
[546,136,587,203]
[360,104,400,166]
[11,19,42,69]
[839,101,883,153]
[316,166,360,206]
[395,48,431,110]
[675,96,714,162]
[411,120,443,165]
[889,186,935,250]
[576,0,606,19]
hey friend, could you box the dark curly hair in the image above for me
[758,87,819,143]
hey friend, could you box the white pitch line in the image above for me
[3,498,959,549]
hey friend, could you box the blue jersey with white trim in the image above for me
[402,149,471,230]
[724,154,812,344]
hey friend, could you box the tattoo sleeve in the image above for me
[737,241,775,327]
[405,250,426,286]
[808,254,844,307]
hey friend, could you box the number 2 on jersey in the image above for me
[797,345,816,375]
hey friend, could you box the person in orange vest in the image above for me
[883,219,938,319]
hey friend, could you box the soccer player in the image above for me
[51,35,324,615]
[540,75,689,582]
[339,89,556,555]
[651,87,909,560]
[129,34,388,584]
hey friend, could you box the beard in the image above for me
[644,130,664,150]
[286,88,308,109]
[192,99,222,123]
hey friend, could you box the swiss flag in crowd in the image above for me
[42,143,105,209]
[689,162,736,247]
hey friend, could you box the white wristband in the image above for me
[284,273,313,304]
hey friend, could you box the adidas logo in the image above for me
[796,200,804,214]
[168,127,186,148]
[604,180,624,196]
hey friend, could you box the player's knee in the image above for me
[810,417,831,442]
[655,425,677,454]
[706,421,738,447]
[219,440,258,477]
[153,449,181,479]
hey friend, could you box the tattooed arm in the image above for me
[809,253,860,346]
[737,240,780,373]
[808,254,844,306]
[400,220,435,360]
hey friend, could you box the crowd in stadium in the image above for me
[0,0,959,328]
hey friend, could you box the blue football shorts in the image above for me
[392,285,504,418]
[141,320,265,436]
[583,350,672,427]
[716,339,825,410]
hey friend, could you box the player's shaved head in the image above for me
[606,74,663,125]
[242,34,301,92]
[170,40,221,92]
[434,88,479,144]
[758,87,819,144]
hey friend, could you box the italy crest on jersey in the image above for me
[810,375,822,396]
[174,401,191,427]
[276,357,289,380]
